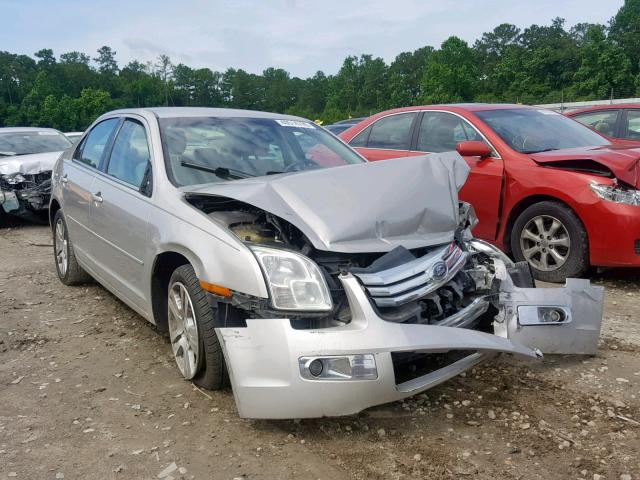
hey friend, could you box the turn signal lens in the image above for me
[199,281,232,298]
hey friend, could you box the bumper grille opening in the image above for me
[392,350,477,386]
[635,240,640,255]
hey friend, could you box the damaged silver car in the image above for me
[0,127,72,224]
[49,108,604,419]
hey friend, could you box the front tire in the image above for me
[52,210,92,285]
[511,201,588,282]
[167,264,226,390]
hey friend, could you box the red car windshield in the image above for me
[476,108,610,154]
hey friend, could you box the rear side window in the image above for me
[351,113,416,150]
[417,112,482,152]
[624,110,640,140]
[74,118,119,169]
[106,119,151,188]
[572,110,619,138]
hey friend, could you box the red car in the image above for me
[340,104,640,282]
[566,104,640,144]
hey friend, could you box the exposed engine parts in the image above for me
[195,198,525,333]
[0,171,52,216]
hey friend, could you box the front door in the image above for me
[88,117,153,312]
[409,111,504,241]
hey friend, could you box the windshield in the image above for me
[475,108,610,154]
[159,117,365,186]
[0,130,72,156]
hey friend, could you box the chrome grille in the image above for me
[353,243,468,308]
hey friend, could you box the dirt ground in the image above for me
[1,223,639,480]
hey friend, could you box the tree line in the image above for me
[1,0,639,131]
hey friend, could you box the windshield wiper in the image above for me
[0,151,17,157]
[180,160,254,180]
[522,147,559,154]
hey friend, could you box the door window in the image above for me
[74,118,119,169]
[351,113,416,150]
[417,112,483,152]
[624,110,640,140]
[572,110,619,138]
[106,119,151,189]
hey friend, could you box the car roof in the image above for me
[366,103,540,118]
[567,104,640,116]
[0,127,63,134]
[105,107,309,121]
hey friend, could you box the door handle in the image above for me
[92,191,103,204]
[61,174,68,184]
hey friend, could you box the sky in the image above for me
[0,0,625,78]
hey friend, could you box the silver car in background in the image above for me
[50,107,604,419]
[0,127,72,224]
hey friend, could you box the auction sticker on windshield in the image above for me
[276,119,315,128]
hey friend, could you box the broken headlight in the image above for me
[590,183,640,206]
[250,245,333,311]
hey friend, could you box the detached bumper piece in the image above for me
[218,273,543,419]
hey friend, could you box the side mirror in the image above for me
[456,141,492,159]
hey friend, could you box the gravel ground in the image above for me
[1,223,639,480]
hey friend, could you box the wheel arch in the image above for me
[49,198,61,229]
[502,195,588,254]
[150,251,193,332]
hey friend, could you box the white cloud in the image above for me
[0,0,624,77]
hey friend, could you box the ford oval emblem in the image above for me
[432,261,448,280]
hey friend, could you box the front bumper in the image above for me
[217,272,603,419]
[585,200,640,267]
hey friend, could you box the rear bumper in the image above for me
[217,270,602,419]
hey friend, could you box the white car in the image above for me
[0,127,71,224]
[50,107,604,419]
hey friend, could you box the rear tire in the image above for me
[53,210,92,285]
[511,201,588,283]
[167,264,226,390]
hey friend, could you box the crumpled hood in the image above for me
[0,151,61,176]
[530,145,640,188]
[184,152,470,253]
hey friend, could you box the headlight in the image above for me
[590,183,640,206]
[250,245,333,311]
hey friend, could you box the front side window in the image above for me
[364,113,416,150]
[417,112,483,152]
[624,110,640,140]
[572,110,619,138]
[159,117,365,187]
[75,118,119,169]
[0,130,71,156]
[106,119,151,188]
[476,108,610,154]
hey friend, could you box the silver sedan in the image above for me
[50,107,604,419]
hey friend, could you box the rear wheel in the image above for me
[511,201,588,282]
[53,210,92,285]
[167,264,226,390]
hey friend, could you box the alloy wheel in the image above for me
[168,281,200,379]
[54,218,68,277]
[520,215,571,272]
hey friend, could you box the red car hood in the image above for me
[529,145,640,188]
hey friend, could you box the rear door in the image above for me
[349,112,418,161]
[87,117,154,312]
[409,111,504,241]
[62,118,120,262]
